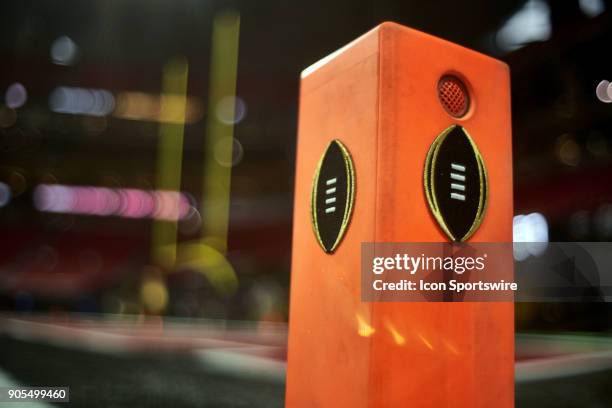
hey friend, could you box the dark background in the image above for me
[1,0,611,324]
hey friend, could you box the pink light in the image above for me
[72,187,98,214]
[33,184,191,221]
[118,189,155,218]
[153,191,190,220]
[97,188,121,215]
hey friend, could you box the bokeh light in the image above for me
[556,134,582,166]
[113,91,203,124]
[33,184,191,220]
[513,212,549,260]
[579,0,605,17]
[495,0,551,52]
[4,82,28,109]
[7,171,27,196]
[0,182,12,207]
[140,276,169,314]
[49,86,115,116]
[595,80,612,103]
[216,95,247,125]
[50,35,79,65]
[214,137,244,167]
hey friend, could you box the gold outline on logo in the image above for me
[311,139,355,253]
[423,125,488,242]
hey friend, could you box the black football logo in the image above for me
[311,139,355,253]
[424,125,488,242]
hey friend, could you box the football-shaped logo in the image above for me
[311,139,355,253]
[424,125,488,242]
